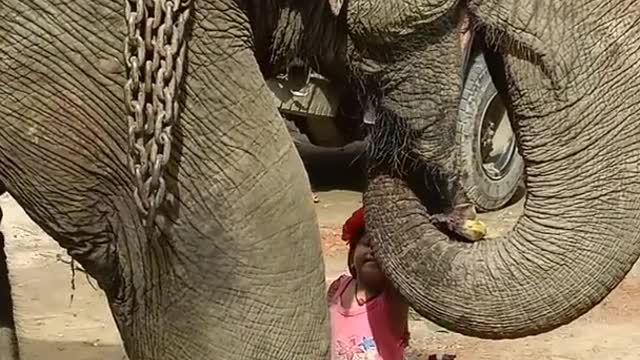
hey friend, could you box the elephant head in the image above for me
[345,0,640,339]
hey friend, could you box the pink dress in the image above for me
[327,273,409,360]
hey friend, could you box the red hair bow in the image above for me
[341,207,365,245]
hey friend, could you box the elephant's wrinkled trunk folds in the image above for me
[364,21,640,341]
[366,120,640,338]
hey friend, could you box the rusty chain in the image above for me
[124,0,191,232]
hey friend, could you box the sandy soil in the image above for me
[3,142,640,359]
[2,194,125,360]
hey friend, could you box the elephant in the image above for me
[1,0,640,360]
[0,0,339,359]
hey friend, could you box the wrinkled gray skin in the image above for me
[1,0,640,359]
[362,0,640,340]
[0,1,336,359]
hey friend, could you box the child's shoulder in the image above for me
[326,273,352,303]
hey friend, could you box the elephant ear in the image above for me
[328,0,344,16]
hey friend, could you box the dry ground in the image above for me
[2,142,640,359]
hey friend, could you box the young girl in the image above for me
[327,207,409,360]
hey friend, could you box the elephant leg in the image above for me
[0,184,19,360]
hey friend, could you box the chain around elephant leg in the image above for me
[0,199,20,360]
[124,0,192,234]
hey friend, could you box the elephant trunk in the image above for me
[366,122,640,338]
[364,53,640,340]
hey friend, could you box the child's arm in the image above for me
[326,274,349,304]
[385,284,410,345]
[386,281,409,308]
[326,279,341,304]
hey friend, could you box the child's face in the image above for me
[353,233,386,289]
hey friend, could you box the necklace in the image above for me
[354,281,367,306]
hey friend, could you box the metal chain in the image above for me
[124,0,191,231]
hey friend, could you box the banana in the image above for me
[431,203,488,242]
[460,218,487,242]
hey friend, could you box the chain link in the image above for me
[124,0,191,231]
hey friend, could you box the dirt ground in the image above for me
[3,143,640,359]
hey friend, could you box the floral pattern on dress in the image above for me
[335,335,378,360]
